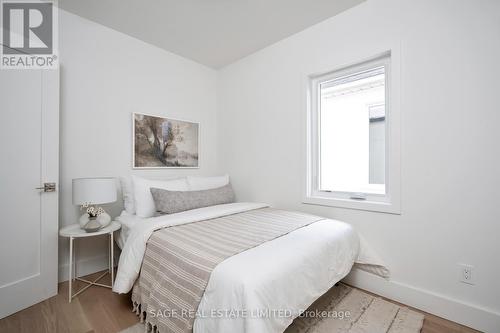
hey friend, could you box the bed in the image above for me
[113,203,387,333]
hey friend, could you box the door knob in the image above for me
[36,182,56,192]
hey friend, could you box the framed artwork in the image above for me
[133,113,199,168]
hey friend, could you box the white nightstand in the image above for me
[59,221,121,302]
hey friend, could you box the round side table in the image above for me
[59,221,121,302]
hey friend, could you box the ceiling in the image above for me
[59,0,364,69]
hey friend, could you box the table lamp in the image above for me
[72,177,117,232]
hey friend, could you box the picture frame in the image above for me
[132,112,200,169]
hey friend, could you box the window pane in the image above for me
[319,66,386,194]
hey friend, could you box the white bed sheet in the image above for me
[113,203,388,333]
[114,210,145,249]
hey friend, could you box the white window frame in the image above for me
[304,51,401,214]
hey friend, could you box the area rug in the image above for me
[119,284,424,333]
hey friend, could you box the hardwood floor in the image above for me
[0,271,137,333]
[0,271,481,333]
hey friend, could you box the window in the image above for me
[305,53,400,213]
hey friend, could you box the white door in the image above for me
[0,69,59,319]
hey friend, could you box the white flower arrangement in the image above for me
[81,202,106,218]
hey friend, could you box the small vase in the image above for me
[83,217,102,233]
[79,214,90,228]
[97,212,111,228]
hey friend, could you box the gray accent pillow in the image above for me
[150,183,236,214]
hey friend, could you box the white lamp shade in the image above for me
[72,178,117,205]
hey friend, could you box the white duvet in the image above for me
[113,203,388,333]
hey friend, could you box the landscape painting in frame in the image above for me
[133,113,199,168]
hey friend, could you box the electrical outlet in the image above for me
[459,264,475,285]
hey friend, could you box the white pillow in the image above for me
[186,175,230,191]
[132,175,189,217]
[119,177,135,214]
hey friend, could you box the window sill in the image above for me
[302,195,400,214]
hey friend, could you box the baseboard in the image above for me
[58,254,111,282]
[343,268,500,333]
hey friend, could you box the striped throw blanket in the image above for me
[131,208,323,333]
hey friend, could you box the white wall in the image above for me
[58,10,218,280]
[217,0,500,331]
